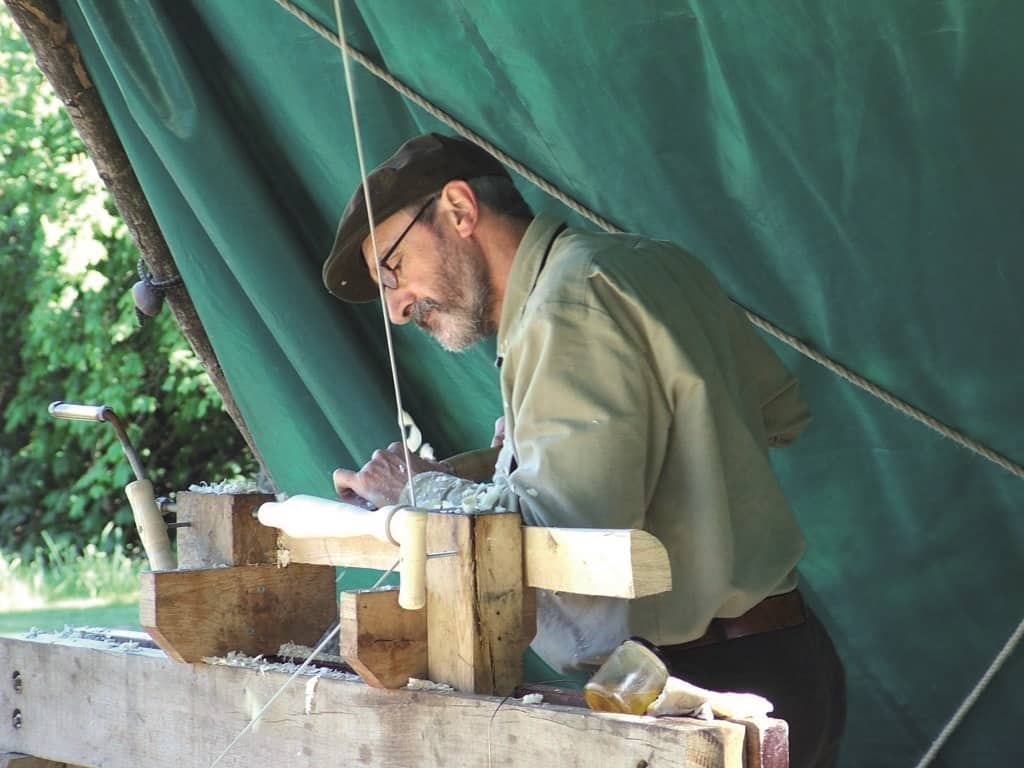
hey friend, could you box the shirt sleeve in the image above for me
[724,304,812,447]
[503,298,667,531]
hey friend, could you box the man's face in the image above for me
[361,203,494,352]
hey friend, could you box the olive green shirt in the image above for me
[408,214,811,672]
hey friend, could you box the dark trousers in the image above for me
[659,607,846,768]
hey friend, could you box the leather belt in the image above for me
[662,590,806,652]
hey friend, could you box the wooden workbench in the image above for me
[0,633,786,768]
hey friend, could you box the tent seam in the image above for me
[271,0,1024,482]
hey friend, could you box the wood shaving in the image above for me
[405,677,454,692]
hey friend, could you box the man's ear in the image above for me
[439,180,479,238]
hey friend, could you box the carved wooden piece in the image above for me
[278,532,398,569]
[340,587,427,689]
[175,492,276,568]
[139,564,335,662]
[426,512,526,695]
[0,635,754,768]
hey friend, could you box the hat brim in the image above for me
[323,133,510,303]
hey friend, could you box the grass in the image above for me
[0,522,142,634]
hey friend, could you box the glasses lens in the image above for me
[379,266,398,290]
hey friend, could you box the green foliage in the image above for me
[0,11,256,558]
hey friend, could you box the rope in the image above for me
[272,0,1023,481]
[912,613,1024,768]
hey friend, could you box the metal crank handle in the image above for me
[48,401,148,482]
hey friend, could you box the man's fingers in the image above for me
[333,467,360,495]
[373,447,404,464]
[386,441,405,454]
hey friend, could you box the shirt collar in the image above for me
[497,213,566,357]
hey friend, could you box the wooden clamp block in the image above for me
[140,564,336,663]
[1,757,85,768]
[426,511,530,695]
[340,586,427,689]
[175,492,277,568]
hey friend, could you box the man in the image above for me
[325,133,845,766]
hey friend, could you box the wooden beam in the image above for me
[0,636,751,768]
[139,564,336,662]
[426,512,526,695]
[2,0,272,487]
[340,587,427,689]
[523,527,672,598]
[279,525,672,598]
[511,687,791,768]
[176,492,277,568]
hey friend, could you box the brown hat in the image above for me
[323,133,510,302]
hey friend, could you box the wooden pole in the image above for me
[3,0,274,487]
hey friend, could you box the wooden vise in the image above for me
[140,490,672,696]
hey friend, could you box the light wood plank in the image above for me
[176,492,277,568]
[280,526,672,598]
[523,527,672,598]
[425,513,476,692]
[0,636,748,768]
[139,565,336,662]
[340,587,427,689]
[472,513,527,694]
[425,512,528,695]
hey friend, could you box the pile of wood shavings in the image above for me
[203,650,359,681]
[23,626,154,654]
[406,678,455,692]
[187,479,265,494]
[277,641,345,665]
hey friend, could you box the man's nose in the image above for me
[385,288,414,325]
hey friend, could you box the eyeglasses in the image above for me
[374,196,436,290]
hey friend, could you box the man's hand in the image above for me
[333,442,452,509]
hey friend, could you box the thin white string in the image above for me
[208,557,400,767]
[330,0,418,507]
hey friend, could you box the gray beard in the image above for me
[412,235,494,352]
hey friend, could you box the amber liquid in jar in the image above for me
[583,638,668,716]
[583,684,662,716]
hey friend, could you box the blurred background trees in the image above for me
[0,9,256,565]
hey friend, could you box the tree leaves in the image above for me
[0,11,256,557]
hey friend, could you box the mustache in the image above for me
[411,298,442,327]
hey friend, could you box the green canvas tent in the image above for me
[11,0,1024,764]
